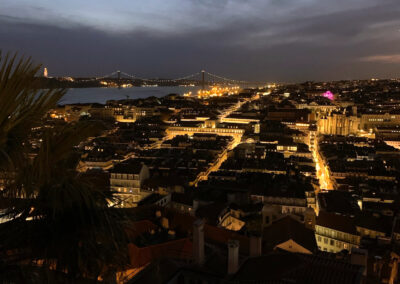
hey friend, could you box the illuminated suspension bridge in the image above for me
[78,70,264,87]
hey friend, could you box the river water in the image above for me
[59,86,202,105]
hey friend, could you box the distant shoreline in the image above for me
[34,77,202,89]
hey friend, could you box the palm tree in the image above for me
[0,53,129,282]
[0,52,64,170]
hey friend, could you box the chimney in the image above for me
[227,239,240,275]
[193,219,205,265]
[262,205,275,228]
[249,235,262,257]
[192,200,200,216]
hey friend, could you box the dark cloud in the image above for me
[1,0,400,82]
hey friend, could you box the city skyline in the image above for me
[1,4,400,278]
[1,0,400,82]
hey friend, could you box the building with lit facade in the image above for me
[292,100,339,114]
[360,113,400,130]
[166,125,245,142]
[318,112,360,136]
[110,160,151,208]
[220,116,260,124]
[315,211,360,253]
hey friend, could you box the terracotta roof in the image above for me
[126,220,158,240]
[231,251,363,284]
[126,258,183,284]
[166,209,250,254]
[262,216,317,253]
[128,238,192,268]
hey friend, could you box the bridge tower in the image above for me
[201,70,205,91]
[117,70,121,88]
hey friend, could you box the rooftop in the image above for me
[316,211,358,235]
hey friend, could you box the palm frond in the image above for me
[0,52,65,170]
[0,52,129,281]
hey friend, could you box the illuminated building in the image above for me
[196,86,240,98]
[318,112,360,136]
[110,160,151,208]
[78,149,114,171]
[315,211,360,253]
[383,139,400,150]
[291,100,338,114]
[360,113,400,130]
[95,105,163,123]
[166,126,244,141]
[113,107,136,123]
[220,116,260,124]
[43,67,48,78]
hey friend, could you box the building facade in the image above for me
[315,212,360,253]
[110,161,151,207]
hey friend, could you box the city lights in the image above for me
[194,86,240,98]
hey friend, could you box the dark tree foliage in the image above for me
[0,53,129,283]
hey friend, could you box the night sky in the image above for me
[2,0,400,82]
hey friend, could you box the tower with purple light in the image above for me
[322,91,334,100]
